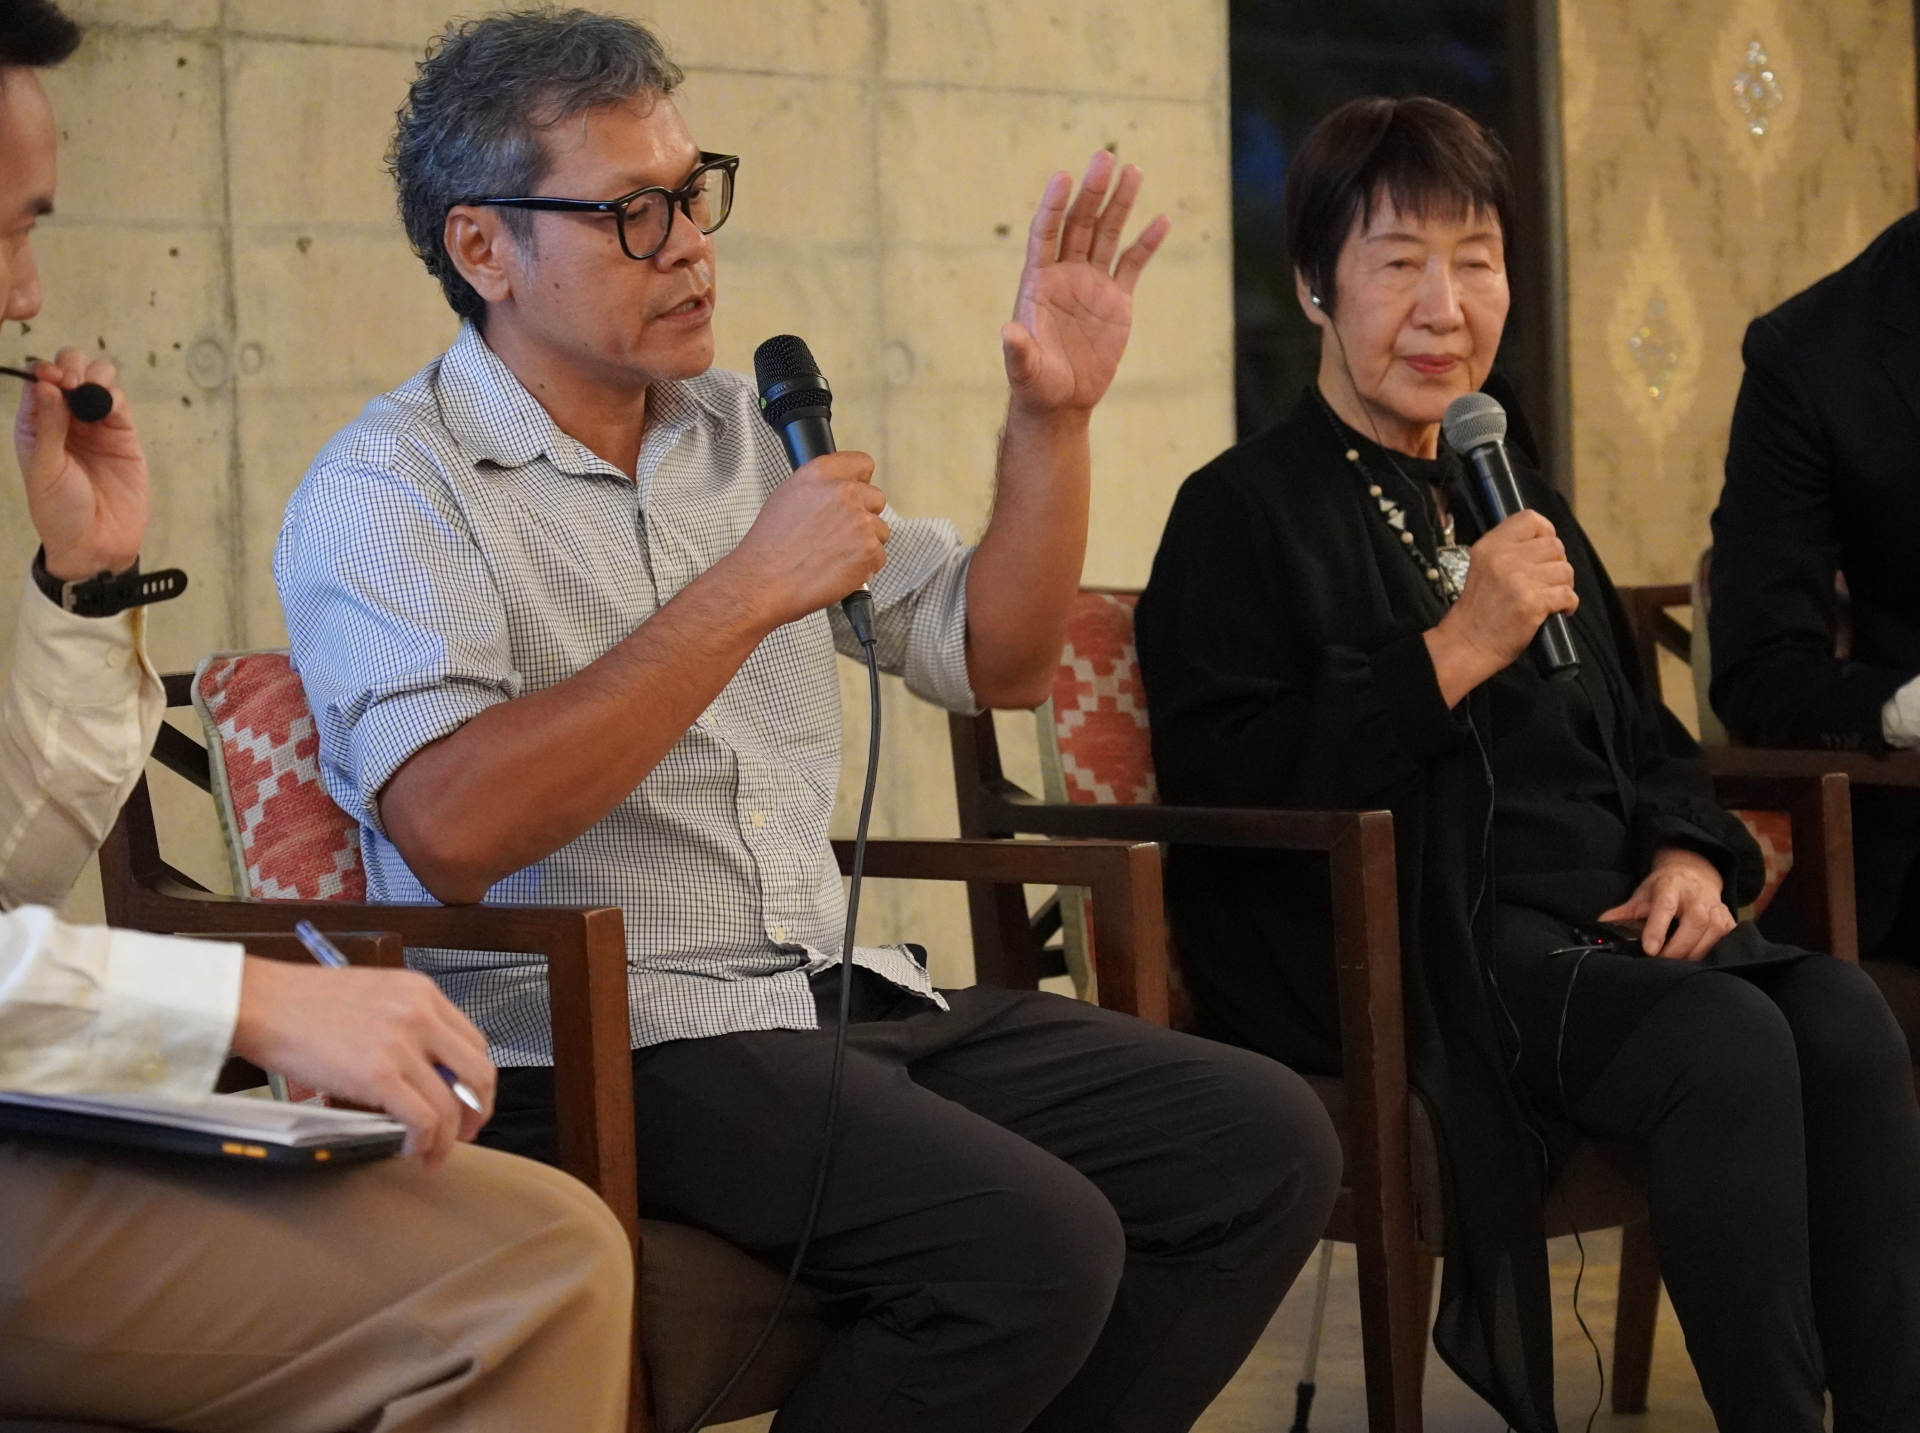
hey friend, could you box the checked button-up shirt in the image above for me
[275,323,977,1065]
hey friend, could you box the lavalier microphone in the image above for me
[0,365,113,422]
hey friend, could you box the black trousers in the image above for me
[1565,957,1920,1432]
[482,970,1341,1433]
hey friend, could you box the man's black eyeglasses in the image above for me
[468,152,738,262]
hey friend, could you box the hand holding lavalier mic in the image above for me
[1,361,112,421]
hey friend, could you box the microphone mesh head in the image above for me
[754,334,820,393]
[754,334,832,427]
[1442,391,1507,453]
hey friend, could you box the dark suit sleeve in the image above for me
[1135,470,1468,811]
[1710,313,1911,750]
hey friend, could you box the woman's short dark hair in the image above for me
[390,7,683,324]
[1285,96,1514,315]
[0,0,80,69]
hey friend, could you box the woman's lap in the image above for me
[1494,905,1824,1116]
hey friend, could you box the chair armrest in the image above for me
[1709,765,1858,961]
[833,837,1170,1026]
[1707,744,1920,788]
[214,930,405,968]
[972,789,1394,851]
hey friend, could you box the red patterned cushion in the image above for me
[1048,592,1157,805]
[1733,808,1793,918]
[193,651,364,903]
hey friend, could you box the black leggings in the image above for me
[1571,957,1920,1431]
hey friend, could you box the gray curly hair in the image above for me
[389,7,684,324]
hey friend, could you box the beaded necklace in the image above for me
[1314,391,1470,605]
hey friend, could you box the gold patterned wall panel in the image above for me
[1557,0,1914,584]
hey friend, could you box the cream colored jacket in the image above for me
[0,579,239,1095]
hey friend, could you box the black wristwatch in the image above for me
[30,546,188,618]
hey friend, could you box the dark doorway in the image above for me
[1230,0,1554,463]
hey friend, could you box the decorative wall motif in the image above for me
[1711,0,1802,189]
[1606,198,1702,445]
[1558,0,1912,587]
[1730,41,1784,138]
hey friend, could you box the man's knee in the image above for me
[454,1145,634,1308]
[1173,1040,1343,1238]
[923,1160,1128,1360]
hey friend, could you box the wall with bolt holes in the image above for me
[0,1,1235,980]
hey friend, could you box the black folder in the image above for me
[0,1089,405,1167]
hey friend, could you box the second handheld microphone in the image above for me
[753,334,875,647]
[1442,392,1579,680]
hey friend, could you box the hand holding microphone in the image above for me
[748,335,883,644]
[12,346,152,584]
[1424,393,1579,705]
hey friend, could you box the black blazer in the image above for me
[1711,209,1920,750]
[1712,211,1920,950]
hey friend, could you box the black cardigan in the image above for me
[1135,389,1762,1432]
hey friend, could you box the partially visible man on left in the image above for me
[0,6,634,1430]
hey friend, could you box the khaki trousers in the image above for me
[0,1140,632,1432]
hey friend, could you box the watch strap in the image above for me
[30,547,188,617]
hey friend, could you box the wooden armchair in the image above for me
[948,588,1856,1433]
[95,661,1168,1433]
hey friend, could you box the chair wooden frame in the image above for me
[949,589,1857,1433]
[103,673,1171,1433]
[1618,583,1861,961]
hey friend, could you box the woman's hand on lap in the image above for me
[1597,847,1736,961]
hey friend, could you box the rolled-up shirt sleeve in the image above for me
[0,905,242,1096]
[0,578,165,910]
[830,507,977,714]
[276,459,520,836]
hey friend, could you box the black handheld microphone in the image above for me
[1442,392,1579,679]
[0,366,112,422]
[753,334,874,647]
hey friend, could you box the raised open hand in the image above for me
[14,347,148,580]
[1003,150,1170,416]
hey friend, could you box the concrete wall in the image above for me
[1557,0,1914,595]
[0,2,1235,983]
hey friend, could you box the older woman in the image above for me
[1136,97,1920,1433]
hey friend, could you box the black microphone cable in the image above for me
[677,628,881,1433]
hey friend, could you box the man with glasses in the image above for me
[278,10,1339,1432]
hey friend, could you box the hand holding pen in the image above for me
[226,930,496,1168]
[293,923,485,1114]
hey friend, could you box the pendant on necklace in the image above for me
[1434,513,1470,600]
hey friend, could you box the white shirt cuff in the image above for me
[1883,675,1920,750]
[0,908,244,1098]
[12,573,159,708]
